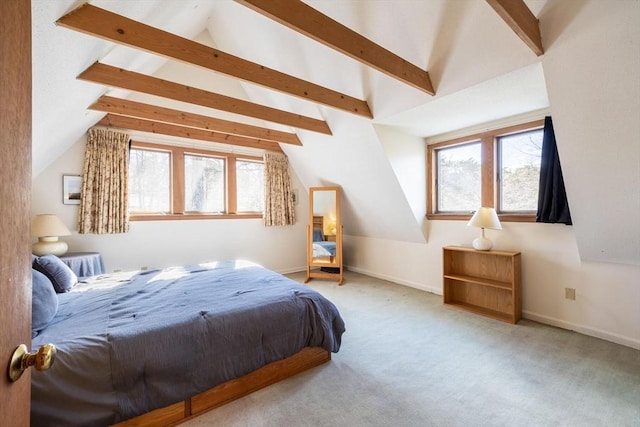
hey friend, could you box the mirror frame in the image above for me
[305,186,343,285]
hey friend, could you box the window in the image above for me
[184,154,225,213]
[427,120,544,222]
[129,142,264,220]
[129,148,171,213]
[498,130,543,212]
[436,142,481,212]
[236,160,264,212]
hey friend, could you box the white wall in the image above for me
[345,221,640,350]
[31,28,310,275]
[29,0,639,351]
[31,136,309,274]
[282,111,427,244]
[34,132,640,349]
[344,0,640,349]
[541,0,640,265]
[375,124,428,240]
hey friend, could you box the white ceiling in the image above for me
[377,62,549,138]
[31,0,550,245]
[32,0,550,174]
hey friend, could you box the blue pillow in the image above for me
[32,269,58,337]
[33,254,78,293]
[313,228,324,242]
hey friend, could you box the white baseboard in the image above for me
[522,310,640,350]
[277,266,307,275]
[344,265,639,350]
[344,264,442,296]
[283,265,639,350]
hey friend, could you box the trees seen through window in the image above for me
[129,142,264,220]
[427,120,544,221]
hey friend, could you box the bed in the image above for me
[312,216,336,259]
[312,230,336,258]
[30,257,345,426]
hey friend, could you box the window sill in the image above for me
[426,213,535,223]
[130,213,263,221]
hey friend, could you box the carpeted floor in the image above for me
[183,271,640,427]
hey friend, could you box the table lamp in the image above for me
[32,214,71,256]
[327,219,337,235]
[467,207,502,251]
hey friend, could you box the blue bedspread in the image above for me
[31,261,345,426]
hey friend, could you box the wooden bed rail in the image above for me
[112,347,331,427]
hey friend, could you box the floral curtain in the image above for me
[263,152,295,226]
[78,127,131,234]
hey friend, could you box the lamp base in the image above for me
[32,237,68,257]
[472,236,493,251]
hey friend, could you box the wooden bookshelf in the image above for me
[443,246,521,324]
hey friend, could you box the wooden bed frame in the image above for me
[112,347,330,427]
[312,215,325,234]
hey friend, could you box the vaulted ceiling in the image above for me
[33,0,548,167]
[32,0,550,243]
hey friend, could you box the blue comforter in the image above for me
[31,261,345,426]
[314,241,336,256]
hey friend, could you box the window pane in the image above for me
[129,149,170,213]
[236,160,264,212]
[499,130,543,212]
[437,142,481,212]
[184,154,225,213]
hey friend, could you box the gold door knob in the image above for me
[8,343,56,382]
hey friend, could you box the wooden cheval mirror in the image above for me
[305,186,343,285]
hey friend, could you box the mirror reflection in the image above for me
[306,186,343,285]
[311,190,337,263]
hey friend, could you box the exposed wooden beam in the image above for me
[236,0,435,95]
[89,96,302,146]
[97,114,284,153]
[486,0,544,56]
[78,62,331,135]
[57,3,372,118]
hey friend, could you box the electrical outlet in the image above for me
[113,269,122,273]
[565,288,576,300]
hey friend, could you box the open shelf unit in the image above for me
[443,246,521,324]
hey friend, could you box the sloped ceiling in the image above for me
[32,0,550,246]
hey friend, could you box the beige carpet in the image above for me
[183,271,640,427]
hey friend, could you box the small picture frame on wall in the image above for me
[63,175,82,205]
[292,189,299,205]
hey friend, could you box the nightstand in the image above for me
[58,252,105,278]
